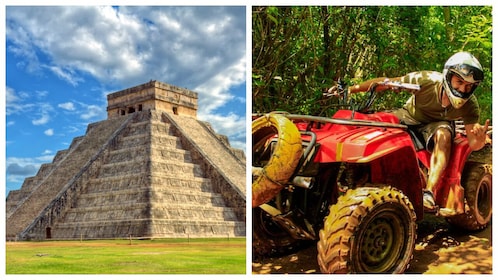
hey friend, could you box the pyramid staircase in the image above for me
[6,110,245,240]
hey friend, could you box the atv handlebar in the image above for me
[323,79,420,113]
[324,80,420,97]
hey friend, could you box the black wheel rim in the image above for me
[357,209,407,273]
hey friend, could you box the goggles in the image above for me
[449,64,484,82]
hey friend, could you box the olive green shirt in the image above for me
[399,71,480,125]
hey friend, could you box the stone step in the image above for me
[35,163,55,178]
[62,203,150,222]
[150,161,204,177]
[61,205,240,227]
[123,119,174,137]
[51,219,152,239]
[150,174,214,191]
[150,189,226,206]
[150,121,174,134]
[107,146,149,163]
[7,167,55,218]
[80,188,226,206]
[150,145,192,162]
[115,133,183,149]
[88,174,212,192]
[6,190,26,217]
[76,189,150,205]
[150,220,246,237]
[68,136,84,150]
[18,177,39,193]
[87,173,148,191]
[51,219,245,239]
[116,133,149,148]
[150,206,239,221]
[52,149,69,163]
[122,120,149,137]
[107,145,191,163]
[149,134,182,148]
[99,160,149,176]
[98,160,204,178]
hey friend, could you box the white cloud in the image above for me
[6,6,246,93]
[6,87,56,128]
[6,87,33,115]
[45,65,84,86]
[5,153,55,184]
[195,56,246,115]
[198,112,246,151]
[80,104,105,120]
[6,163,37,177]
[58,102,76,111]
[44,128,54,136]
[31,103,54,125]
[35,90,48,99]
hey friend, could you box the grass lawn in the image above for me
[6,238,246,274]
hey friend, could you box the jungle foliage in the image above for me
[252,6,492,123]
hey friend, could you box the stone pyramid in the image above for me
[6,80,246,240]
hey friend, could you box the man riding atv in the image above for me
[253,51,491,273]
[328,51,490,216]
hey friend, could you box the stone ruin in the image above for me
[6,80,246,240]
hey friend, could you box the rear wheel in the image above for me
[317,186,417,273]
[447,162,492,230]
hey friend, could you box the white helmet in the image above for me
[442,52,484,109]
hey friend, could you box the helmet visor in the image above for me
[450,64,484,82]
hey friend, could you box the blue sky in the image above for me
[3,5,247,195]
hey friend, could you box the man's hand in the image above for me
[466,119,491,150]
[325,84,346,97]
[368,79,392,92]
[470,119,490,140]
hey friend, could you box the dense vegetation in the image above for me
[252,6,492,123]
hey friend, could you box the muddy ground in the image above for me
[252,214,492,274]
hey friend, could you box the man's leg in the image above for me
[424,127,452,209]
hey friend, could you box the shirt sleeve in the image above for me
[400,71,441,88]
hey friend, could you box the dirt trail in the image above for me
[252,214,492,274]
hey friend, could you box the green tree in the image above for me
[252,6,492,123]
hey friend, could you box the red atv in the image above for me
[252,81,492,273]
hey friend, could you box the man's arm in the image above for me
[465,119,491,151]
[348,77,403,94]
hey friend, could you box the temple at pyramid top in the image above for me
[107,80,198,119]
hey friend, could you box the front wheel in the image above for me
[317,186,417,273]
